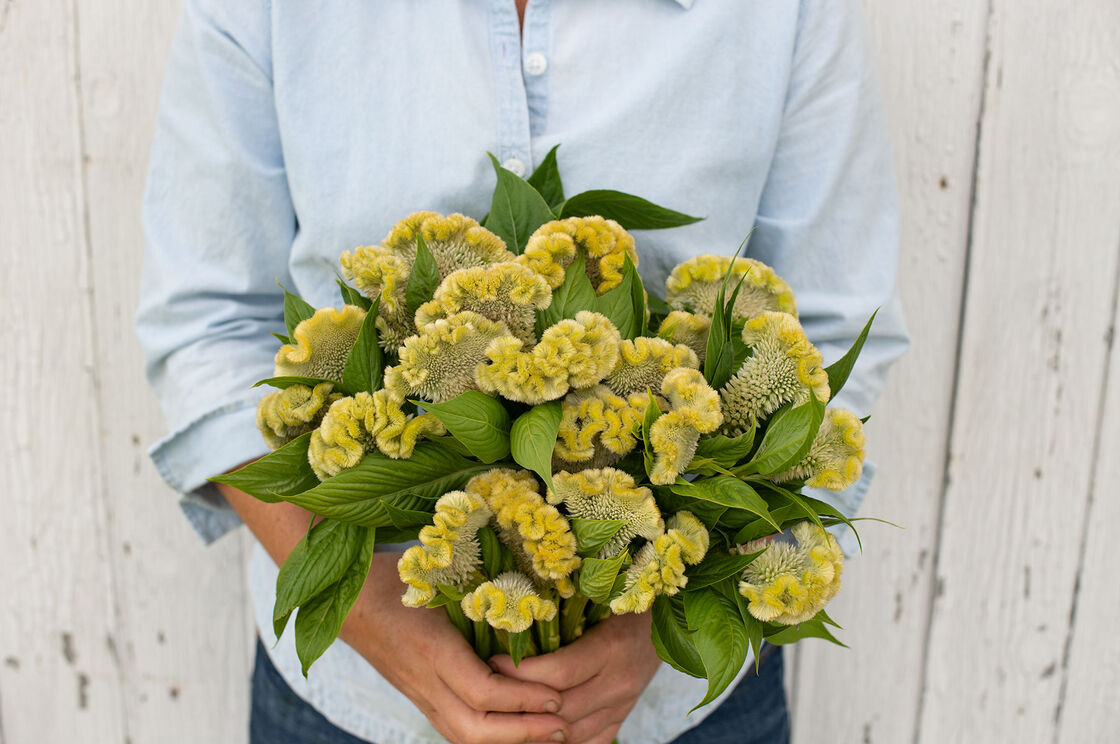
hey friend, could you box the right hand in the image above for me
[340,552,570,744]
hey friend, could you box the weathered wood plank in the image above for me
[918,1,1120,741]
[791,2,989,741]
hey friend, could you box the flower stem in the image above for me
[560,593,589,644]
[537,613,560,654]
[444,602,472,643]
[473,620,493,660]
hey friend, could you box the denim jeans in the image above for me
[250,638,790,744]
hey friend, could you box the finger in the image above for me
[566,707,622,744]
[488,635,606,691]
[437,645,563,714]
[435,683,570,744]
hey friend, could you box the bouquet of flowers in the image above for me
[214,150,876,712]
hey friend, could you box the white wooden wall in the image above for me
[2,2,1117,742]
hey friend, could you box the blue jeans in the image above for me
[250,638,790,744]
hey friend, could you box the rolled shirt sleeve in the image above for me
[135,0,292,543]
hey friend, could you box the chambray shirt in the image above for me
[136,0,909,742]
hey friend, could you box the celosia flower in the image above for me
[554,385,648,468]
[461,572,558,633]
[773,408,866,490]
[465,469,581,590]
[307,390,446,479]
[604,337,699,397]
[665,255,797,320]
[657,311,711,364]
[274,306,366,381]
[516,217,638,294]
[720,311,830,436]
[648,368,724,485]
[476,311,621,404]
[256,382,341,450]
[415,262,551,345]
[398,490,493,607]
[548,468,663,557]
[738,522,843,625]
[610,512,710,614]
[384,311,511,403]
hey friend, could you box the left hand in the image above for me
[488,611,663,744]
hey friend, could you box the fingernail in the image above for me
[549,731,566,742]
[543,699,560,713]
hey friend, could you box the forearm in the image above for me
[216,479,314,567]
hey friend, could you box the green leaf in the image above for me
[646,291,672,318]
[508,628,533,667]
[641,391,662,478]
[484,152,556,254]
[421,391,511,464]
[273,520,365,638]
[406,234,441,315]
[536,251,596,331]
[525,144,565,210]
[294,527,377,675]
[683,588,749,712]
[592,255,641,339]
[559,190,702,230]
[579,551,628,603]
[510,401,562,492]
[825,310,878,399]
[766,487,826,531]
[683,552,761,591]
[337,279,372,311]
[732,504,801,544]
[671,477,781,532]
[702,286,734,390]
[340,297,383,395]
[694,432,756,467]
[629,260,649,337]
[478,526,503,579]
[252,375,338,390]
[763,617,847,648]
[570,518,627,557]
[209,432,319,503]
[650,595,706,678]
[732,590,766,673]
[743,393,825,476]
[381,497,435,530]
[271,331,291,344]
[281,284,317,338]
[799,494,862,552]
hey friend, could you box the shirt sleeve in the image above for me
[747,0,910,552]
[135,0,292,544]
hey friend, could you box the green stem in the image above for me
[537,612,560,654]
[444,603,472,643]
[560,593,590,644]
[473,620,493,660]
[586,600,612,628]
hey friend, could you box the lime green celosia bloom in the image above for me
[461,572,558,633]
[307,390,446,479]
[610,512,710,614]
[648,368,724,485]
[720,311,831,436]
[665,255,797,321]
[476,311,621,404]
[774,408,866,490]
[554,385,648,468]
[415,262,551,345]
[548,468,663,557]
[604,337,699,397]
[515,216,638,295]
[274,305,366,381]
[739,522,843,625]
[256,382,341,450]
[398,490,493,607]
[384,311,511,403]
[657,311,711,364]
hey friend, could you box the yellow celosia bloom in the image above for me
[605,337,699,397]
[274,305,366,381]
[307,390,446,479]
[476,311,621,404]
[610,512,710,614]
[774,408,866,490]
[384,311,511,403]
[648,368,724,485]
[665,255,797,320]
[398,490,493,607]
[461,572,558,633]
[739,522,843,625]
[415,262,551,345]
[548,468,663,557]
[554,385,648,467]
[720,311,831,436]
[256,382,341,450]
[657,311,711,364]
[516,216,638,294]
[465,469,581,588]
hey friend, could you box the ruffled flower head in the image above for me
[516,216,638,294]
[461,572,558,633]
[604,337,699,397]
[398,491,493,607]
[738,522,843,625]
[610,512,710,614]
[274,306,366,381]
[384,311,511,402]
[720,311,830,435]
[657,311,711,364]
[256,382,341,450]
[665,255,797,321]
[415,262,551,345]
[307,390,446,479]
[554,385,648,468]
[648,368,724,485]
[774,408,866,490]
[548,468,663,557]
[476,311,621,404]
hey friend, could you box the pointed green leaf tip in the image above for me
[511,401,562,491]
[405,234,441,315]
[825,309,878,398]
[526,144,565,210]
[483,152,556,254]
[559,190,702,230]
[421,390,511,464]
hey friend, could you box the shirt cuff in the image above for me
[149,393,270,544]
[802,460,876,558]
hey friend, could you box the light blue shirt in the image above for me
[136,1,909,741]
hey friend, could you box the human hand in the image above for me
[340,553,571,744]
[489,611,662,744]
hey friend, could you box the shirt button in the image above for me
[524,52,548,76]
[502,157,526,178]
